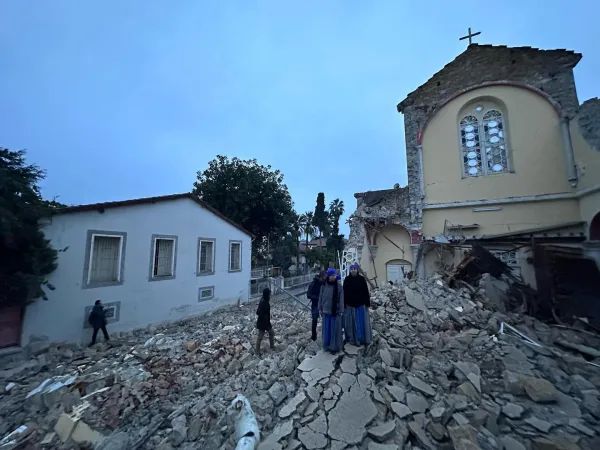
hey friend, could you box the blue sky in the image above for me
[1,1,598,236]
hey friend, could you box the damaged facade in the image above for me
[347,44,600,303]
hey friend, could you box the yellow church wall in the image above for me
[570,117,600,193]
[358,225,413,287]
[422,199,581,237]
[421,85,575,204]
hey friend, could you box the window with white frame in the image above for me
[151,237,176,279]
[490,249,522,278]
[459,102,509,177]
[88,234,123,284]
[199,286,214,301]
[198,239,215,275]
[229,241,242,272]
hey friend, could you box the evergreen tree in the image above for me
[0,148,58,307]
[313,192,329,238]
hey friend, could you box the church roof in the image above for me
[397,44,582,112]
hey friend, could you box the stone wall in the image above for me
[578,98,600,151]
[397,44,582,232]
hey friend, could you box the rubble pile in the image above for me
[1,274,600,449]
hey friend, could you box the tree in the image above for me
[306,247,335,270]
[270,233,296,271]
[292,212,302,275]
[328,199,345,237]
[313,192,329,239]
[193,156,295,257]
[0,148,58,308]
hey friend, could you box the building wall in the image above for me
[422,199,581,237]
[359,225,413,286]
[22,198,252,345]
[421,85,575,205]
[580,190,600,239]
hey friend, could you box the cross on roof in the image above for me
[459,27,481,45]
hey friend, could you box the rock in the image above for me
[367,421,396,442]
[368,443,399,450]
[467,373,481,392]
[454,361,481,382]
[430,406,445,421]
[525,416,553,433]
[531,437,581,450]
[278,392,307,418]
[503,370,528,395]
[391,402,412,419]
[227,359,242,374]
[523,377,558,403]
[170,414,188,446]
[338,373,357,392]
[95,431,131,450]
[453,412,470,426]
[328,386,378,445]
[187,416,202,441]
[385,385,406,402]
[298,350,340,384]
[406,392,428,413]
[568,418,595,436]
[408,421,435,450]
[501,403,524,419]
[407,375,435,397]
[447,424,481,450]
[380,349,394,367]
[427,421,446,441]
[457,381,480,403]
[405,288,428,312]
[298,414,328,449]
[341,357,357,374]
[570,374,595,394]
[499,435,527,450]
[268,382,288,406]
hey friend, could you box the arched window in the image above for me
[459,103,510,177]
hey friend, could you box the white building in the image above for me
[21,193,252,345]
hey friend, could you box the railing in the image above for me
[249,278,272,298]
[283,273,313,289]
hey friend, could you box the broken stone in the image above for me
[568,417,595,436]
[525,416,553,433]
[407,375,435,397]
[379,349,393,367]
[523,377,558,403]
[268,382,288,406]
[298,414,328,449]
[385,384,406,402]
[341,357,357,374]
[408,421,435,450]
[427,421,446,441]
[278,391,307,418]
[500,435,527,450]
[501,402,524,419]
[391,402,412,419]
[170,414,188,446]
[531,437,582,450]
[368,443,399,450]
[328,386,377,445]
[406,392,428,413]
[367,421,396,442]
[447,424,481,450]
[405,288,427,312]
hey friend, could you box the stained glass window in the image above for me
[460,115,483,177]
[458,105,509,177]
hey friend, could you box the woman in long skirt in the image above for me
[319,268,344,353]
[343,264,373,346]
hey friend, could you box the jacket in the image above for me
[88,305,106,328]
[318,281,344,316]
[343,274,371,308]
[307,275,323,315]
[256,298,272,331]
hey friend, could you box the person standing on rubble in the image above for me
[88,300,110,346]
[255,288,275,356]
[307,270,326,341]
[319,268,344,353]
[343,264,373,346]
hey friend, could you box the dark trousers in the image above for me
[256,327,274,353]
[311,317,318,341]
[91,325,109,345]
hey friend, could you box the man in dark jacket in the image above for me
[307,271,326,341]
[88,300,110,345]
[256,288,275,356]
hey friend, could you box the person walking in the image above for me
[343,264,373,346]
[255,288,275,356]
[88,300,110,346]
[319,268,344,353]
[307,271,326,341]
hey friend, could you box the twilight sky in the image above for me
[1,1,598,236]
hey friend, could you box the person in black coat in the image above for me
[255,288,275,355]
[307,271,326,341]
[88,300,110,345]
[342,264,373,346]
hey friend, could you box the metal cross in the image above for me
[459,27,481,45]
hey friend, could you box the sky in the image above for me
[1,1,598,237]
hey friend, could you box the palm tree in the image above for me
[292,214,302,275]
[328,199,345,236]
[300,211,315,273]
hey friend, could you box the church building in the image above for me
[345,42,600,292]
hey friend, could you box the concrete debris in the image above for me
[1,274,600,449]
